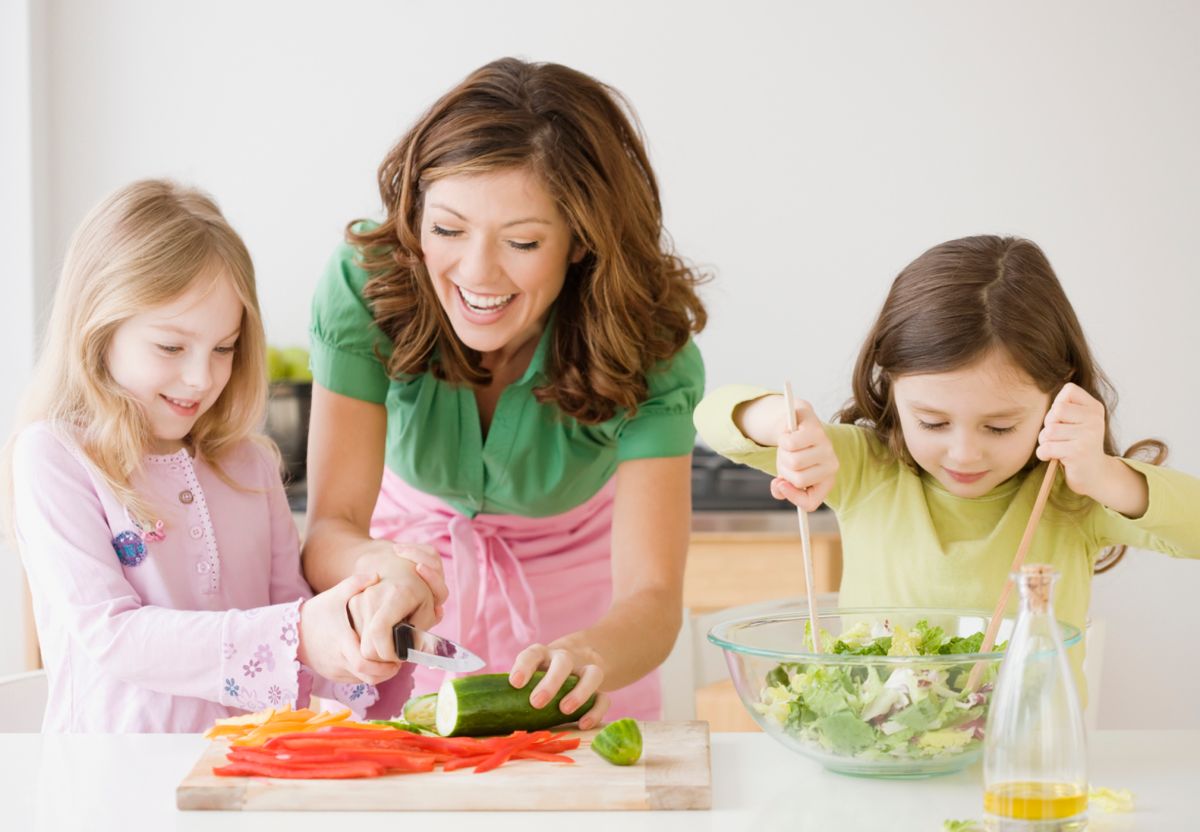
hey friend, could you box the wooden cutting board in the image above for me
[176,721,710,811]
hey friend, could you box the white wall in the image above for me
[1,0,44,675]
[15,0,1200,726]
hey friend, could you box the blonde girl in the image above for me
[695,235,1200,699]
[3,180,442,732]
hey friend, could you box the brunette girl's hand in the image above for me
[347,540,447,663]
[1036,383,1110,497]
[297,573,401,685]
[770,398,839,512]
[507,643,610,731]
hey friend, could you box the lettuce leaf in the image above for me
[814,712,876,755]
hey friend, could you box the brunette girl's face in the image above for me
[891,348,1052,497]
[420,167,583,359]
[105,269,243,454]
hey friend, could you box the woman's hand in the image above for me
[770,398,839,512]
[347,541,446,660]
[508,643,610,731]
[1036,382,1148,516]
[346,540,448,663]
[297,573,403,685]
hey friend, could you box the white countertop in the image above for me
[4,730,1189,831]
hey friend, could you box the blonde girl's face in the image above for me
[105,269,243,454]
[420,167,583,360]
[891,348,1052,498]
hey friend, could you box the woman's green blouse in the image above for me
[309,238,704,518]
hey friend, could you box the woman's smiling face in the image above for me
[420,168,582,359]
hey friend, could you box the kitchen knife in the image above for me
[392,622,485,673]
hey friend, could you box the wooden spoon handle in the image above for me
[965,458,1060,691]
[783,382,822,653]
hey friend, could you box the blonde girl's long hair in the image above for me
[2,179,270,534]
[835,235,1166,573]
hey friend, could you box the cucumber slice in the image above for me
[434,672,596,737]
[369,719,438,735]
[401,692,438,729]
[591,718,643,765]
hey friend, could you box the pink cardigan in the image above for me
[11,422,407,732]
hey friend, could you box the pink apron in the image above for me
[368,468,661,721]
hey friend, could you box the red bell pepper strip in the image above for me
[512,750,576,764]
[213,759,384,779]
[442,754,492,772]
[232,745,439,771]
[331,750,438,772]
[226,747,340,765]
[474,732,547,773]
[530,738,581,754]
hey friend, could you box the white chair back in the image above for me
[0,669,47,732]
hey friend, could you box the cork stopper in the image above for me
[1019,564,1056,614]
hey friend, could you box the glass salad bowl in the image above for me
[708,607,1081,779]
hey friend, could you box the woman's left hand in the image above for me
[508,643,610,730]
[1036,382,1110,497]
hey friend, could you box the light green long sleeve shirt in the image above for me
[695,385,1200,702]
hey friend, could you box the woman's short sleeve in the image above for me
[616,339,705,462]
[308,239,393,404]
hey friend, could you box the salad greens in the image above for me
[755,619,1003,762]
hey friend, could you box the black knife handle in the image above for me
[392,622,414,662]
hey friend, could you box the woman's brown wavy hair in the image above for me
[348,57,707,423]
[834,235,1166,572]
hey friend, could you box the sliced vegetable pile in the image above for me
[203,705,392,746]
[756,619,1002,763]
[205,671,602,780]
[211,725,581,779]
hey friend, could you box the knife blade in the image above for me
[392,622,485,673]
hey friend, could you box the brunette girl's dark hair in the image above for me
[835,235,1165,572]
[348,57,707,423]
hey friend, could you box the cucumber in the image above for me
[434,672,596,737]
[370,719,438,735]
[591,718,643,765]
[401,692,438,730]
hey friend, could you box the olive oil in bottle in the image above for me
[983,565,1087,831]
[984,782,1088,822]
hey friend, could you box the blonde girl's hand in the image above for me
[770,398,839,512]
[508,643,611,731]
[1036,382,1110,497]
[297,573,403,685]
[347,541,447,663]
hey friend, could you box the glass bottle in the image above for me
[983,565,1088,831]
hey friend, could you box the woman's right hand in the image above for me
[346,540,449,663]
[770,397,839,512]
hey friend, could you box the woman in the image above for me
[302,58,707,724]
